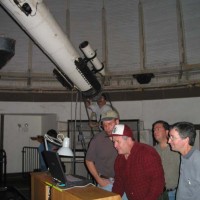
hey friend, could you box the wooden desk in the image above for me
[31,172,121,200]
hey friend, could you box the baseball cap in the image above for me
[110,124,133,137]
[101,110,119,121]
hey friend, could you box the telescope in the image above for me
[0,0,104,98]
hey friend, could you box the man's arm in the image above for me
[85,100,100,128]
[85,160,110,187]
[85,99,93,109]
[30,135,44,143]
[112,157,124,197]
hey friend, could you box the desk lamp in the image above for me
[44,133,73,157]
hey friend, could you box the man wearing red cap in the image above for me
[111,124,165,200]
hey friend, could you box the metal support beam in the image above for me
[138,0,146,71]
[176,0,186,79]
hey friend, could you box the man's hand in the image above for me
[86,99,92,107]
[97,177,112,187]
[30,135,44,143]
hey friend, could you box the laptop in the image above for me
[43,151,92,188]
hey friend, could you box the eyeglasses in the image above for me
[168,135,179,141]
[168,135,186,141]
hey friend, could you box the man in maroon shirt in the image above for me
[110,124,165,200]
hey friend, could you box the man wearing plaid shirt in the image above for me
[111,124,165,200]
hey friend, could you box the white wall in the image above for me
[41,114,57,134]
[1,97,200,131]
[1,97,200,132]
[4,115,42,173]
[112,97,200,128]
[3,114,57,173]
[141,98,200,128]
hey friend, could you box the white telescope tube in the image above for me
[0,0,101,97]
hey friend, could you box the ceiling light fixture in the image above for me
[133,73,155,84]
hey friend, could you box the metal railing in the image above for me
[22,146,40,177]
